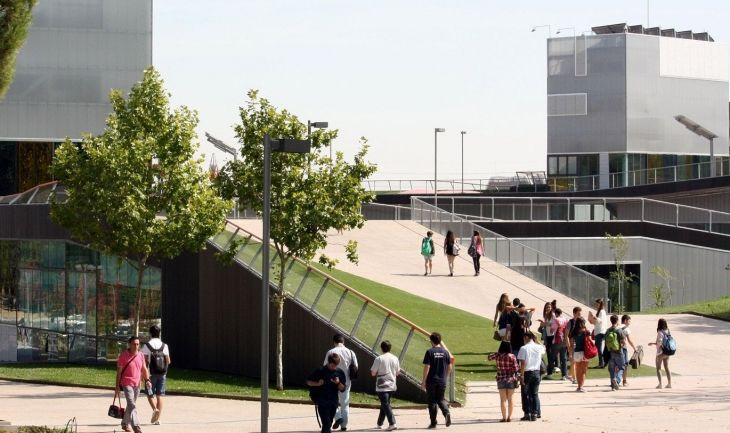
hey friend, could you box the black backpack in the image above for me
[146,343,168,375]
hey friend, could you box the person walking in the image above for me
[323,334,358,431]
[648,318,673,389]
[307,353,347,433]
[116,336,152,433]
[619,314,637,386]
[494,293,513,341]
[421,332,452,429]
[443,230,458,277]
[588,298,608,368]
[566,307,583,384]
[141,325,171,425]
[370,340,400,431]
[487,341,519,422]
[549,308,569,380]
[537,302,555,377]
[468,231,483,276]
[518,332,545,421]
[571,317,590,392]
[421,231,435,276]
[605,315,626,391]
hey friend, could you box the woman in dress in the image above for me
[648,318,672,389]
[487,341,519,422]
[469,231,484,276]
[444,230,457,276]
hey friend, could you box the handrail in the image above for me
[224,219,432,338]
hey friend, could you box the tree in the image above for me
[51,67,232,335]
[216,90,377,390]
[0,0,36,99]
[605,233,634,313]
[650,266,674,308]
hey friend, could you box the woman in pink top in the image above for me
[116,336,151,433]
[469,231,484,276]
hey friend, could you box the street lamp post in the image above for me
[308,120,330,157]
[674,115,719,177]
[434,128,445,209]
[261,134,311,433]
[531,24,552,36]
[460,131,466,194]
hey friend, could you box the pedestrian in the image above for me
[421,332,452,429]
[370,340,400,431]
[494,293,513,341]
[648,318,673,389]
[141,325,171,425]
[619,314,637,386]
[571,317,590,392]
[508,301,528,358]
[487,341,519,422]
[518,332,545,421]
[307,353,347,433]
[549,308,569,380]
[537,302,555,377]
[566,306,583,384]
[468,231,484,276]
[588,298,608,368]
[444,230,457,276]
[605,315,626,390]
[116,336,152,433]
[421,231,435,276]
[323,334,358,431]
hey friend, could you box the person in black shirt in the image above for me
[421,332,452,429]
[508,301,532,357]
[307,353,347,433]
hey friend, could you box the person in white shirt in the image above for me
[323,334,358,431]
[619,314,638,386]
[588,298,608,368]
[517,332,546,422]
[141,325,171,425]
[370,340,400,431]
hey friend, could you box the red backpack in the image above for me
[583,333,598,359]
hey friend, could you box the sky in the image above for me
[153,0,730,181]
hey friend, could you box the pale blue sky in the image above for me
[153,0,730,180]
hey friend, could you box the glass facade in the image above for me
[0,239,160,362]
[0,141,57,196]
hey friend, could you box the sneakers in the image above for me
[332,418,342,430]
[611,378,619,391]
[386,425,398,431]
[445,413,451,427]
[121,424,131,433]
[665,383,672,389]
[427,423,437,429]
[151,409,161,424]
[132,427,143,433]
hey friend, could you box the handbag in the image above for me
[108,352,138,419]
[348,350,358,380]
[467,244,476,257]
[453,243,461,256]
[492,330,501,341]
[629,345,644,369]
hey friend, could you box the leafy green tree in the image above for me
[605,233,634,313]
[216,90,377,390]
[51,67,232,335]
[0,0,36,98]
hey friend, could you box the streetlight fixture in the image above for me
[556,27,575,37]
[308,120,330,158]
[260,134,311,433]
[205,132,238,162]
[674,115,719,177]
[434,128,445,209]
[531,24,552,36]
[460,131,467,194]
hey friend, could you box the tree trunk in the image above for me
[274,292,285,390]
[133,258,147,336]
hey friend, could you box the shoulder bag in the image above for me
[348,349,358,380]
[108,353,138,419]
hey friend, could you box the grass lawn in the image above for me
[643,296,730,321]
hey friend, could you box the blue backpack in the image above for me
[661,331,677,356]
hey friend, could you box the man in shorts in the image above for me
[141,325,171,425]
[421,231,435,276]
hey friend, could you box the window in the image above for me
[567,156,577,175]
[547,93,587,116]
[548,157,558,175]
[575,36,587,76]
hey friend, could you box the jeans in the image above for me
[121,385,140,427]
[377,391,396,427]
[472,255,481,273]
[550,343,568,377]
[608,351,625,384]
[334,383,351,428]
[544,335,554,373]
[594,333,605,366]
[426,383,450,424]
[521,370,541,417]
[317,401,338,433]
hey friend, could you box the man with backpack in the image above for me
[323,334,358,431]
[308,353,347,433]
[604,315,626,391]
[141,325,171,425]
[421,231,435,276]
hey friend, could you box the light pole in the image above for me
[674,115,719,177]
[556,27,575,37]
[261,135,311,433]
[531,24,552,36]
[205,132,238,162]
[434,128,445,209]
[308,120,329,158]
[460,131,466,194]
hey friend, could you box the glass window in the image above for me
[548,157,558,175]
[547,94,587,116]
[567,156,578,175]
[0,142,17,196]
[575,36,587,76]
[558,156,568,175]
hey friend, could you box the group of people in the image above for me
[421,230,484,277]
[308,332,453,432]
[490,294,676,422]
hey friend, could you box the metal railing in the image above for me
[419,196,730,237]
[362,179,502,193]
[208,220,457,400]
[411,197,608,308]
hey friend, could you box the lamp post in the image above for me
[460,131,466,194]
[531,24,552,36]
[205,132,238,162]
[556,27,575,37]
[261,135,311,433]
[674,115,719,177]
[434,128,445,209]
[308,120,329,158]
